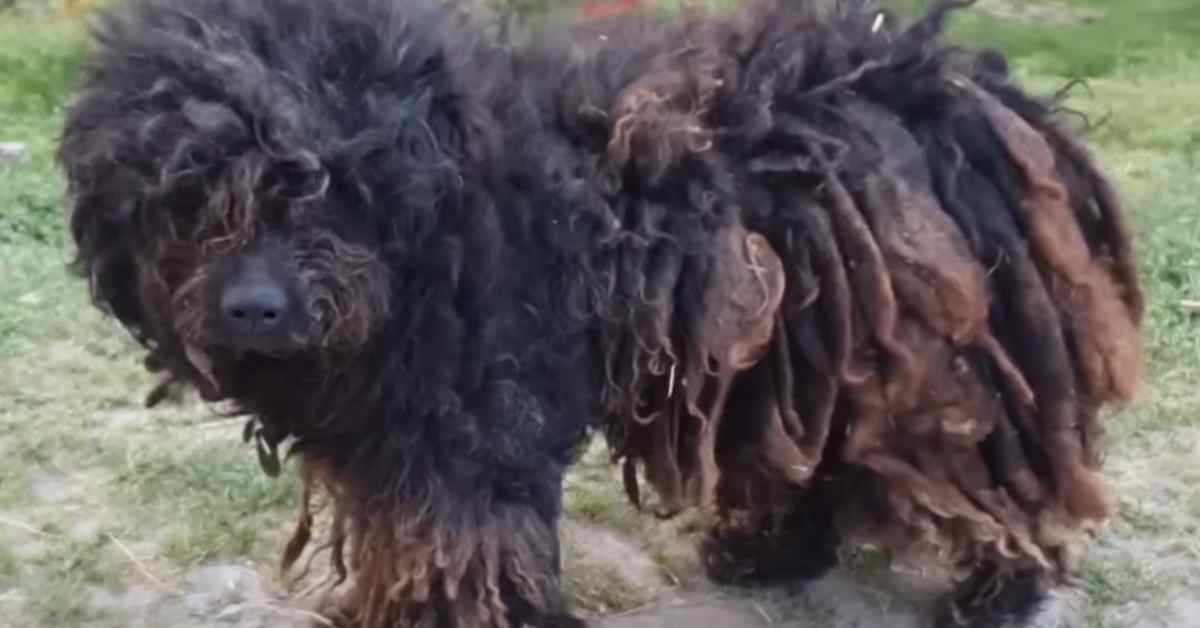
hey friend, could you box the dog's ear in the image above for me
[56,0,198,347]
[59,124,152,345]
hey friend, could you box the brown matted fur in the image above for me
[503,0,1142,623]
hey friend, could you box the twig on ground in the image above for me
[106,533,182,596]
[247,601,338,628]
[603,594,721,618]
[197,417,245,429]
[0,516,50,537]
[2,518,183,598]
[659,564,680,587]
[602,600,662,618]
[753,601,775,625]
[1181,299,1200,313]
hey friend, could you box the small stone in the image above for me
[84,585,121,613]
[1027,589,1084,628]
[10,539,48,560]
[67,519,103,543]
[185,565,266,603]
[185,592,220,617]
[0,142,30,167]
[215,603,247,623]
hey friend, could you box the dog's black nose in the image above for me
[220,279,289,334]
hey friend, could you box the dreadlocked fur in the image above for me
[501,0,1141,624]
[59,0,1141,626]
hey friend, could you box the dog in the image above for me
[60,0,1142,626]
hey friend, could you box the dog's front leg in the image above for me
[299,455,586,628]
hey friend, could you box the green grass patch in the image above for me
[0,458,32,509]
[0,8,85,249]
[888,0,1200,79]
[26,537,111,627]
[1082,547,1163,628]
[564,557,650,614]
[564,459,641,536]
[109,443,296,565]
[0,15,87,115]
[0,543,20,584]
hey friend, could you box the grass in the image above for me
[109,443,296,565]
[948,0,1200,78]
[26,537,111,626]
[0,543,19,582]
[0,0,1198,626]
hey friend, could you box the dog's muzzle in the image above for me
[215,251,305,356]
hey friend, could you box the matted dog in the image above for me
[60,0,1141,626]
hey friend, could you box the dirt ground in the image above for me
[4,427,1199,628]
[8,519,1200,628]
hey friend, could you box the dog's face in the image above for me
[152,182,392,383]
[67,141,395,395]
[57,0,485,399]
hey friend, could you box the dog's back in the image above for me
[505,3,1141,625]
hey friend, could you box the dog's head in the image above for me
[60,0,494,399]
